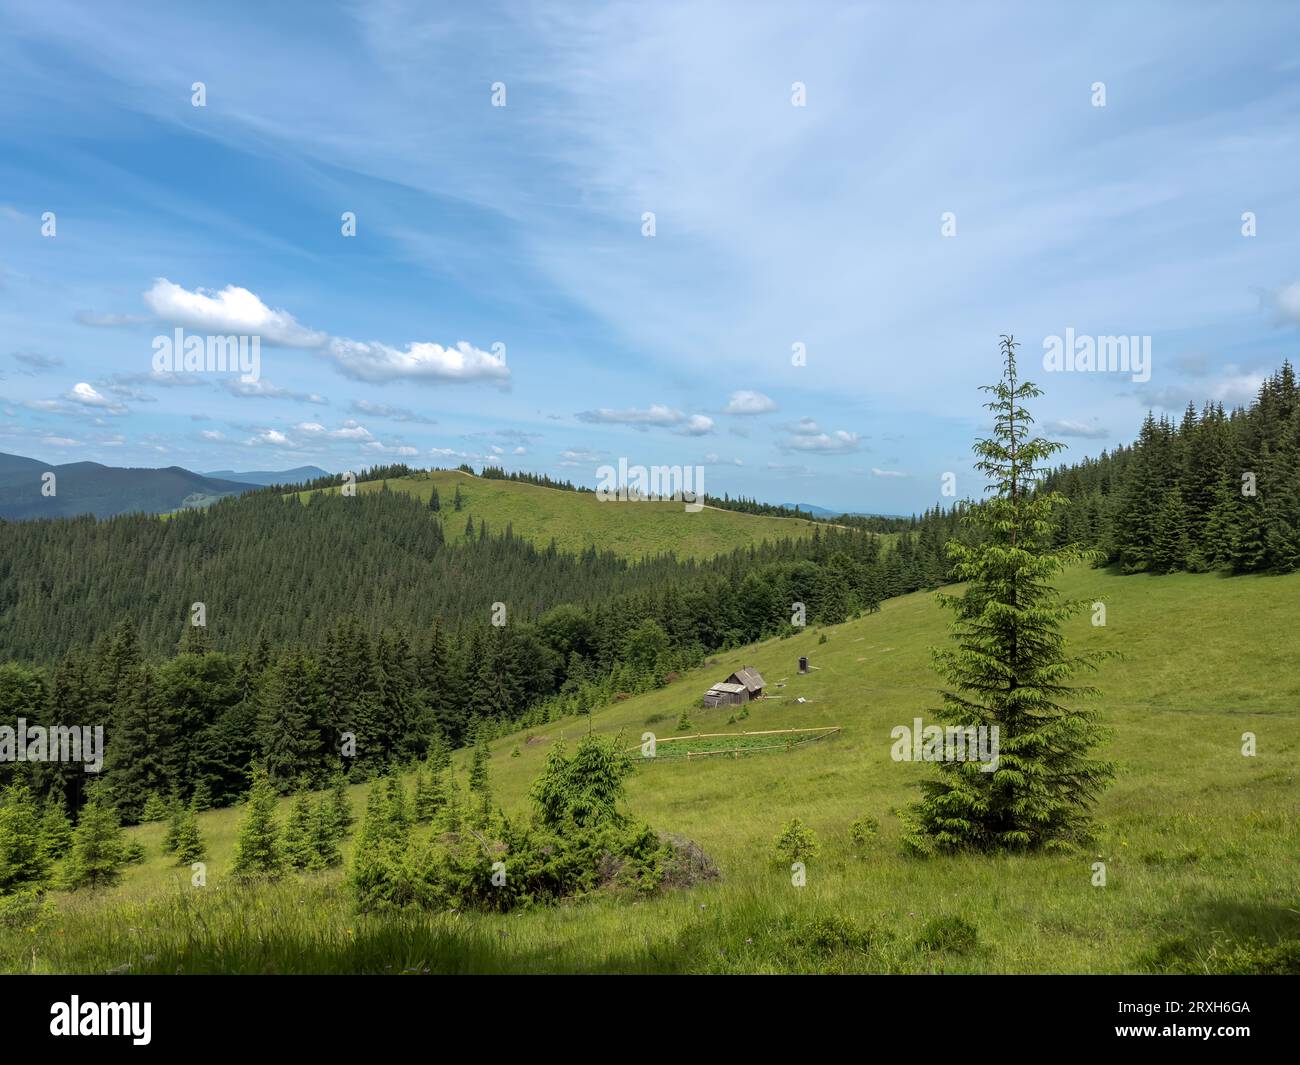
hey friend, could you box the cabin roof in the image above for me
[728,667,765,691]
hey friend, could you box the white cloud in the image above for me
[1134,369,1264,411]
[349,399,438,424]
[765,462,815,477]
[144,279,327,347]
[558,447,606,467]
[324,338,509,386]
[200,429,226,441]
[247,429,296,448]
[574,405,713,434]
[779,428,861,454]
[677,414,714,436]
[1046,419,1108,439]
[576,404,684,427]
[223,378,327,404]
[41,435,80,447]
[1266,279,1300,326]
[61,382,127,415]
[724,390,777,415]
[364,440,418,456]
[871,467,907,478]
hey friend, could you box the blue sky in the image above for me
[1,0,1298,513]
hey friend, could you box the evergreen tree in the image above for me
[230,769,284,880]
[172,804,207,866]
[62,787,129,890]
[428,485,440,512]
[905,338,1114,854]
[283,792,316,869]
[257,650,323,791]
[437,772,463,833]
[190,779,214,812]
[329,771,354,838]
[178,621,210,656]
[413,767,435,823]
[1150,487,1189,573]
[140,791,169,823]
[307,798,342,869]
[468,733,491,794]
[385,774,410,835]
[103,664,170,823]
[161,791,184,854]
[453,484,463,511]
[0,783,50,892]
[38,795,74,865]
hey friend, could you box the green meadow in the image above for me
[4,565,1296,974]
[293,470,824,560]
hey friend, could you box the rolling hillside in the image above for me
[297,469,825,560]
[14,565,1296,974]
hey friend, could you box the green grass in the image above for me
[6,565,1297,973]
[291,470,825,560]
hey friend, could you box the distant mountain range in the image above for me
[205,466,330,487]
[0,452,328,521]
[780,502,883,518]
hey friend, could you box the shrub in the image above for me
[916,914,978,954]
[772,818,820,865]
[849,815,880,851]
[0,887,54,930]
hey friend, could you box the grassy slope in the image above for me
[9,566,1298,974]
[293,470,824,560]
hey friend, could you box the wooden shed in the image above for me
[727,667,765,698]
[702,681,747,707]
[702,666,766,707]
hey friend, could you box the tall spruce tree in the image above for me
[904,337,1114,854]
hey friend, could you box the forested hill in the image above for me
[1045,360,1300,574]
[0,488,961,664]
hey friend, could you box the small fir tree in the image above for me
[62,788,128,890]
[230,769,284,880]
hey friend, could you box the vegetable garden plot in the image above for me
[630,726,842,763]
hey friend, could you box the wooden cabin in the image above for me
[702,666,766,707]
